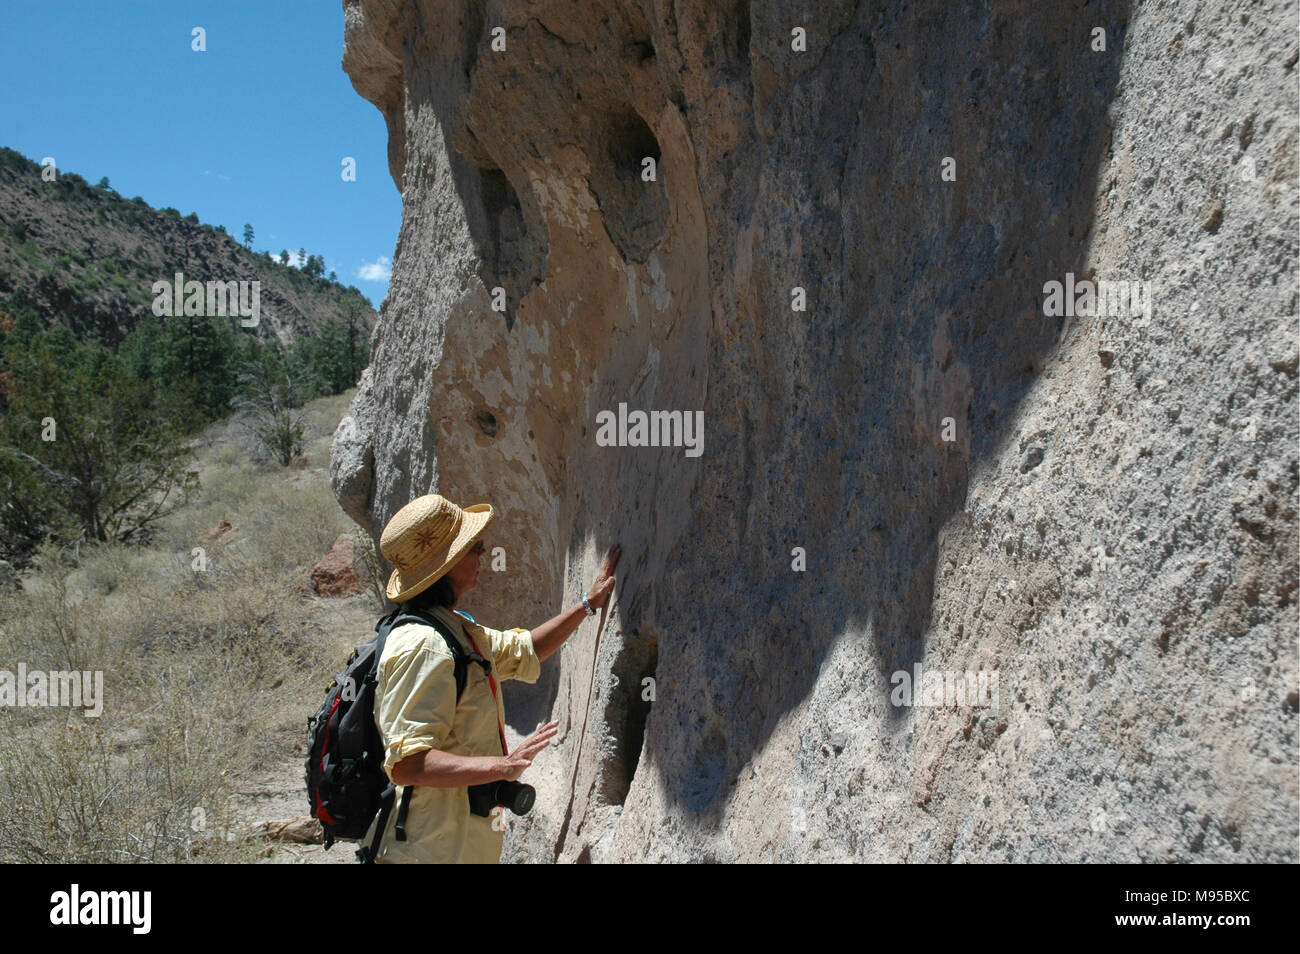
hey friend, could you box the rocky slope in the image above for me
[332,0,1298,862]
[0,148,375,348]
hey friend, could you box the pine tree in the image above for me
[0,335,198,553]
[155,314,236,420]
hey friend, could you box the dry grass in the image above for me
[0,388,385,863]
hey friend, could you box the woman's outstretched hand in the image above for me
[585,543,622,612]
[499,721,559,781]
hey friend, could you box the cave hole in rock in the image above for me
[627,38,655,62]
[607,107,660,179]
[595,623,659,806]
[474,408,498,437]
[472,164,547,330]
[732,2,751,61]
[463,2,485,81]
[587,107,669,264]
[724,1,751,75]
[702,2,750,80]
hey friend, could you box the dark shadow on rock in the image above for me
[625,0,1134,823]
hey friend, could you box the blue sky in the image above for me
[0,0,400,309]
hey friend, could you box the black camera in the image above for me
[467,780,535,817]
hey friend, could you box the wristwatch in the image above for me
[581,593,596,616]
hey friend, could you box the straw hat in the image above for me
[379,494,494,602]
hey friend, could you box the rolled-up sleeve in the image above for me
[481,625,541,684]
[377,642,458,778]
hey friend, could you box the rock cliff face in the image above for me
[333,0,1298,862]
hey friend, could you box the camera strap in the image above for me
[461,626,508,757]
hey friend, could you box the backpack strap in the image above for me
[389,607,491,702]
[393,785,414,841]
[367,609,401,686]
[354,613,402,864]
[357,783,396,864]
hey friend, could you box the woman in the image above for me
[363,493,620,863]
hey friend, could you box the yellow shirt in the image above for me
[364,605,541,864]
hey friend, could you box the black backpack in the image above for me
[305,606,490,862]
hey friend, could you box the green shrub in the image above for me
[0,335,199,556]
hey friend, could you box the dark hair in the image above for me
[402,574,457,612]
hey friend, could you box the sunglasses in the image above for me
[470,540,486,555]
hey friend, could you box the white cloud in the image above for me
[358,256,392,282]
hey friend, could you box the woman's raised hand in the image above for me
[585,543,622,611]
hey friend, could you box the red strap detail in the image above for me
[315,694,342,824]
[462,627,508,757]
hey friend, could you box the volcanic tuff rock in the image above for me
[333,0,1298,862]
